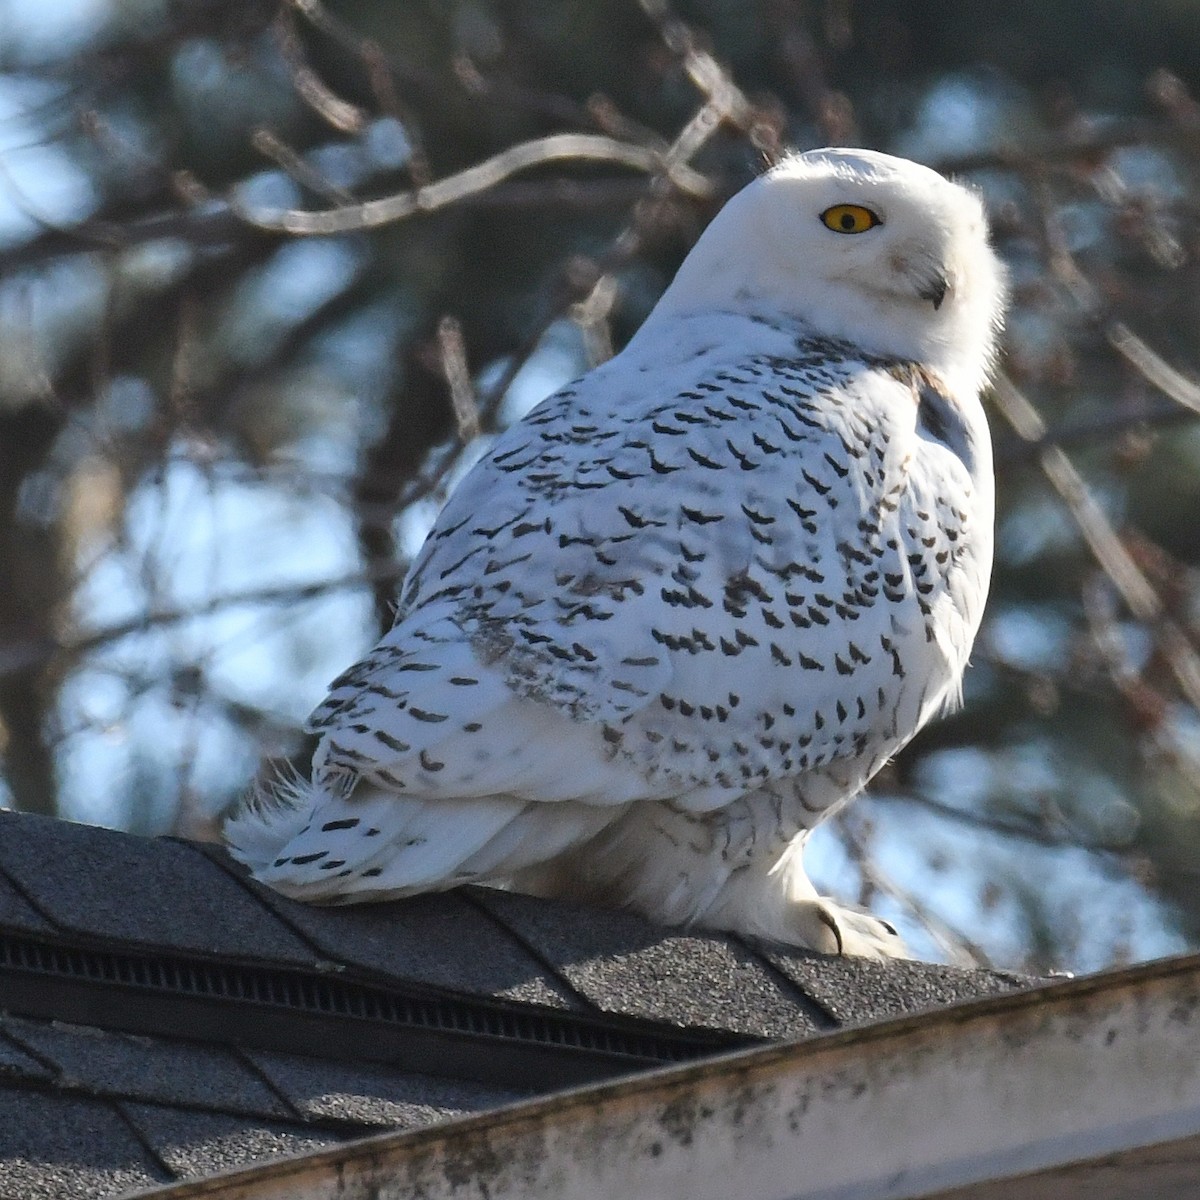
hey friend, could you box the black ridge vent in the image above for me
[0,932,750,1089]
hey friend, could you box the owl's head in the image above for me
[654,147,1008,396]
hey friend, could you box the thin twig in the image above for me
[563,1,756,363]
[272,7,367,135]
[898,788,1125,854]
[994,394,1196,465]
[639,0,756,130]
[1035,172,1200,421]
[250,128,356,208]
[0,178,669,276]
[1105,322,1200,418]
[1014,175,1200,712]
[1082,577,1200,807]
[839,816,992,968]
[288,0,596,130]
[436,316,480,442]
[0,565,407,682]
[931,118,1200,176]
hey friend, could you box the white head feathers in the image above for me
[651,147,1007,397]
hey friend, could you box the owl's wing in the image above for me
[307,340,977,814]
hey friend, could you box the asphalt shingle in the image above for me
[472,887,829,1039]
[761,945,1034,1025]
[0,813,314,964]
[0,862,55,936]
[122,1102,341,1181]
[224,862,585,1010]
[0,1085,168,1198]
[0,1027,54,1083]
[250,1050,530,1129]
[1,1017,289,1119]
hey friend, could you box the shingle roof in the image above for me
[0,810,1033,1198]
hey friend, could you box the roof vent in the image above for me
[0,931,750,1089]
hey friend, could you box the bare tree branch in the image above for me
[230,133,715,234]
[0,178,675,277]
[991,374,1200,714]
[995,394,1197,464]
[0,564,407,685]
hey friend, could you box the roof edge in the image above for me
[123,951,1200,1200]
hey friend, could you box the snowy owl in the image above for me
[226,147,1006,959]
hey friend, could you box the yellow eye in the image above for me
[820,204,881,234]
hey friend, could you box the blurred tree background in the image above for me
[2,0,1200,973]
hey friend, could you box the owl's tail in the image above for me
[223,767,614,904]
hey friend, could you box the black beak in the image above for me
[919,272,949,310]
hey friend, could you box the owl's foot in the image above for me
[688,847,912,959]
[788,897,911,960]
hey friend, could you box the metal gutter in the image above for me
[124,951,1200,1200]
